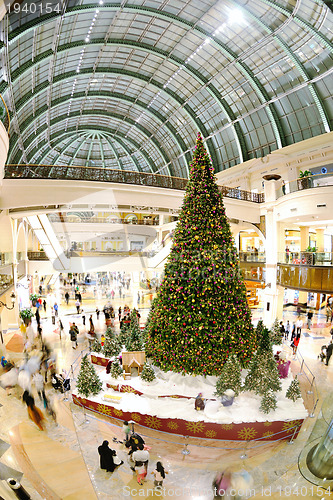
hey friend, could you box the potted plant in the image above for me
[298,170,313,190]
[20,308,34,326]
[29,293,40,306]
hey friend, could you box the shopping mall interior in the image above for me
[0,0,333,499]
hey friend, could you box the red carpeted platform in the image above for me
[72,394,304,441]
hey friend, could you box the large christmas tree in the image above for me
[145,134,257,375]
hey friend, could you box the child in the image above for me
[151,461,167,488]
[112,449,123,468]
[122,420,131,443]
[136,463,147,485]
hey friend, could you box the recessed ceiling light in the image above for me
[85,37,90,42]
[99,0,104,4]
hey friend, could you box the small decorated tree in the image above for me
[244,348,281,396]
[103,337,122,358]
[110,360,123,379]
[260,389,277,414]
[258,326,272,352]
[105,326,115,339]
[76,354,102,397]
[118,321,130,346]
[256,320,265,346]
[142,299,156,343]
[286,377,302,402]
[125,310,144,351]
[270,319,283,345]
[215,354,242,397]
[91,339,103,353]
[140,362,156,382]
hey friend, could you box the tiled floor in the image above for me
[1,289,333,499]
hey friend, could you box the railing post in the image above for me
[181,435,190,456]
[310,398,319,418]
[288,424,299,444]
[307,376,315,395]
[240,440,249,459]
[298,359,304,376]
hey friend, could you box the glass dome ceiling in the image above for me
[0,0,332,178]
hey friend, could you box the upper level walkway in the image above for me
[4,163,264,200]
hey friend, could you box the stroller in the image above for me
[51,373,70,393]
[318,345,327,363]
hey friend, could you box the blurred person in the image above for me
[23,391,45,431]
[285,320,290,340]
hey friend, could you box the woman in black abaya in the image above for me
[98,440,115,472]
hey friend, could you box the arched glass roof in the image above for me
[1,0,332,178]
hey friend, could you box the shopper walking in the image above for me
[23,391,45,431]
[285,320,290,340]
[325,341,333,366]
[75,299,80,314]
[292,333,300,356]
[65,291,70,305]
[151,462,167,489]
[307,310,313,330]
[296,318,302,335]
[33,370,47,407]
[69,323,79,349]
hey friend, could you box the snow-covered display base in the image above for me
[72,366,308,441]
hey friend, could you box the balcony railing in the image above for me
[277,173,333,198]
[277,264,333,294]
[4,164,265,202]
[220,186,264,203]
[48,215,160,225]
[278,252,333,266]
[27,251,49,261]
[67,249,156,258]
[238,251,266,263]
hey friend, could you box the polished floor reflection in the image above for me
[1,289,333,499]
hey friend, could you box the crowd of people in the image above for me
[97,424,167,490]
[0,334,61,430]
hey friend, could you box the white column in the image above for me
[262,207,284,327]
